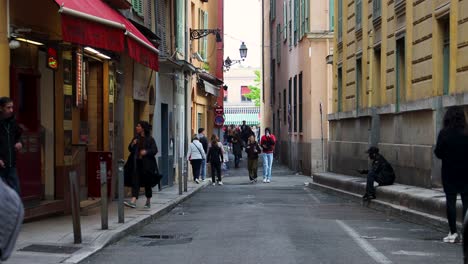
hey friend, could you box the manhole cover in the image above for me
[19,244,81,254]
[139,234,193,246]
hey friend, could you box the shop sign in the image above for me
[47,47,58,70]
[75,50,84,108]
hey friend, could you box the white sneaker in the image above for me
[443,232,460,243]
[212,183,216,186]
[195,179,200,184]
[202,179,206,182]
[218,181,223,185]
[263,179,267,183]
[266,179,271,183]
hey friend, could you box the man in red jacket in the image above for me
[260,127,276,183]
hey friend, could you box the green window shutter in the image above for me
[283,1,287,41]
[198,9,202,56]
[338,0,342,41]
[175,0,185,55]
[289,0,292,49]
[305,0,309,33]
[294,0,298,45]
[373,0,381,18]
[271,0,276,21]
[330,0,334,31]
[204,11,208,60]
[132,0,143,16]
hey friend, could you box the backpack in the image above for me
[0,178,24,261]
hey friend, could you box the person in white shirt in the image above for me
[187,135,206,183]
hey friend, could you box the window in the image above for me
[442,18,450,95]
[293,75,297,132]
[198,9,208,60]
[396,38,405,110]
[132,0,143,16]
[373,0,381,19]
[356,0,362,31]
[300,0,305,37]
[241,86,252,102]
[288,79,292,131]
[373,48,381,103]
[356,58,362,110]
[277,24,281,63]
[338,0,342,42]
[337,67,343,112]
[298,72,303,132]
[283,1,288,41]
[330,0,334,31]
[283,89,287,122]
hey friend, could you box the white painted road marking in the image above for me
[336,220,393,264]
[303,187,321,203]
[392,250,437,257]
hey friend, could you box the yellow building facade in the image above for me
[331,0,467,187]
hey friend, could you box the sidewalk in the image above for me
[311,172,463,232]
[6,180,210,264]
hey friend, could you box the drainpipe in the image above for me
[7,0,10,38]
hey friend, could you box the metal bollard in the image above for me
[69,171,82,244]
[183,160,188,192]
[117,159,125,223]
[100,161,108,230]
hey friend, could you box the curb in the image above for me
[308,182,455,233]
[65,182,209,264]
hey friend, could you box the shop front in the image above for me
[8,0,159,220]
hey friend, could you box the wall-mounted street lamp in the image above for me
[224,42,248,71]
[190,28,222,42]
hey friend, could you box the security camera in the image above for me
[192,52,204,62]
[9,40,20,49]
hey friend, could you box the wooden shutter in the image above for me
[204,11,208,60]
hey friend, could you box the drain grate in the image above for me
[19,244,81,254]
[139,234,193,246]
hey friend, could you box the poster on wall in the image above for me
[75,49,84,107]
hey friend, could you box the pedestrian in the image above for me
[207,135,224,185]
[434,106,468,243]
[0,97,22,194]
[245,134,261,183]
[123,121,158,209]
[197,128,209,182]
[358,146,395,201]
[231,133,243,168]
[260,127,276,183]
[187,135,206,184]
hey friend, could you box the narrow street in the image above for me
[85,163,462,264]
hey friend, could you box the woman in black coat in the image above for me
[124,121,158,209]
[435,106,468,243]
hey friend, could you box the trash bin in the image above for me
[87,151,112,198]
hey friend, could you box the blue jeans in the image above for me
[0,167,20,195]
[201,159,206,180]
[262,153,273,180]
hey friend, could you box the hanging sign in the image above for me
[47,47,58,70]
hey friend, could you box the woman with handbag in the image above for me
[124,121,158,209]
[187,135,206,184]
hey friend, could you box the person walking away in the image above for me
[197,128,209,182]
[123,121,158,209]
[245,135,261,183]
[0,97,22,194]
[260,127,276,183]
[207,136,224,185]
[434,106,468,243]
[231,134,243,168]
[358,146,395,201]
[187,135,206,183]
[0,177,24,261]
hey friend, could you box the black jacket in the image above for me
[207,144,223,164]
[434,128,468,192]
[363,154,395,185]
[245,142,261,159]
[124,135,158,187]
[199,135,208,153]
[0,116,22,168]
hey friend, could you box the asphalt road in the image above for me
[85,163,463,264]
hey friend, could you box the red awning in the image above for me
[55,0,159,71]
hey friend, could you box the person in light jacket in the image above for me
[187,135,206,184]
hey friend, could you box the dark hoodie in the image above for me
[0,116,22,168]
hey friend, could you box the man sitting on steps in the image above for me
[358,146,395,201]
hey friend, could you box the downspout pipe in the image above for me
[7,0,10,38]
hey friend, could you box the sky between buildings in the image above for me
[224,0,262,68]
